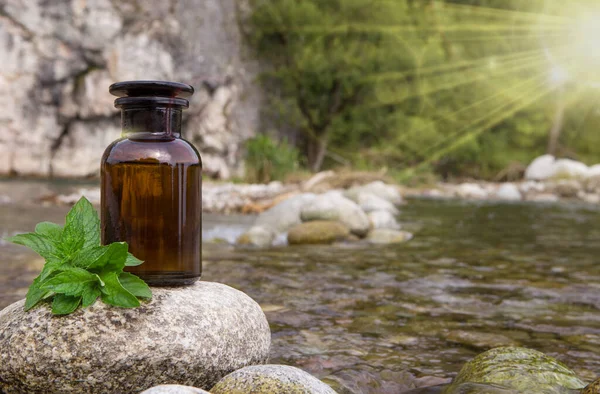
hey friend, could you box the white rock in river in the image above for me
[300,192,370,236]
[586,164,600,179]
[355,192,399,214]
[237,225,276,247]
[584,165,600,193]
[494,183,522,201]
[211,365,337,394]
[0,282,270,393]
[551,159,589,179]
[255,193,316,234]
[525,154,556,180]
[345,181,403,205]
[141,385,210,394]
[527,193,560,203]
[366,229,413,244]
[368,210,401,230]
[456,183,488,199]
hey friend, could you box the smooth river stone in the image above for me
[211,364,337,394]
[0,281,271,393]
[140,385,210,394]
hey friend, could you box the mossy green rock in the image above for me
[211,365,337,394]
[446,347,586,393]
[287,221,350,245]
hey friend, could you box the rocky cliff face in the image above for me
[0,0,260,178]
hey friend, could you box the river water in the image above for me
[2,181,600,393]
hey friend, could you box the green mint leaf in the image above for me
[13,196,151,315]
[39,260,67,282]
[41,268,101,297]
[24,275,53,311]
[71,246,106,268]
[34,222,63,241]
[125,253,144,267]
[52,294,82,315]
[67,197,100,248]
[100,272,140,308]
[86,242,128,273]
[118,272,152,299]
[6,232,63,264]
[81,286,101,308]
[60,218,84,258]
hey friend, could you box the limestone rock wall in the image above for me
[0,0,260,178]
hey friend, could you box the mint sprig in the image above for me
[6,197,152,315]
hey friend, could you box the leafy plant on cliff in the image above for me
[5,197,151,315]
[245,134,299,183]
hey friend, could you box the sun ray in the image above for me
[294,23,569,35]
[392,73,558,146]
[407,78,557,170]
[370,51,565,107]
[362,46,565,84]
[432,1,570,24]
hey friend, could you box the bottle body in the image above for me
[101,133,202,286]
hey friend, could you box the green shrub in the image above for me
[245,135,300,183]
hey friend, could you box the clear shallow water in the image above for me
[2,187,600,393]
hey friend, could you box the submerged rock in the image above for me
[0,282,270,393]
[366,229,412,244]
[237,225,276,247]
[140,385,210,394]
[288,221,350,245]
[447,347,587,393]
[300,193,370,236]
[211,364,337,394]
[444,330,517,350]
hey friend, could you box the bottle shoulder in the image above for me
[102,137,202,166]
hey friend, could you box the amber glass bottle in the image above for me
[101,81,202,286]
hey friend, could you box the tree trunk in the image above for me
[307,137,327,173]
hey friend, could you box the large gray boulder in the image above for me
[211,365,337,394]
[255,193,316,234]
[0,282,270,393]
[300,192,370,237]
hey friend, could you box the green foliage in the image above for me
[245,134,299,183]
[6,197,151,315]
[248,0,600,180]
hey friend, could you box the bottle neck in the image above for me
[121,107,183,139]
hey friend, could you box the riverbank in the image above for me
[7,175,598,214]
[3,154,600,213]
